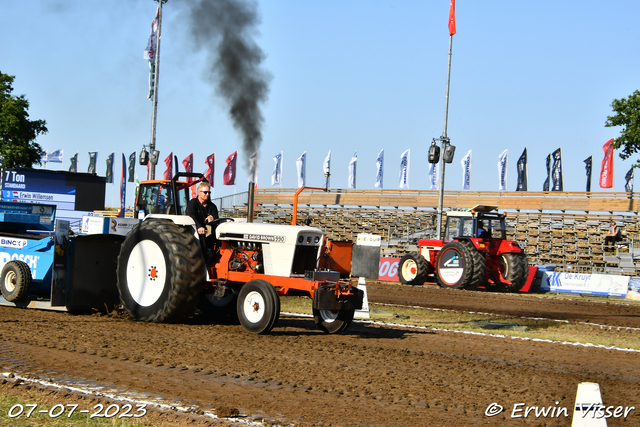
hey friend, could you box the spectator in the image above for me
[604,221,622,251]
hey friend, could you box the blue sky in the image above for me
[1,0,639,207]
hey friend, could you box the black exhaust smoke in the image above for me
[184,0,271,169]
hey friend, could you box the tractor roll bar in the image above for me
[171,172,205,215]
[292,186,328,225]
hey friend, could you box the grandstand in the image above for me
[214,188,640,275]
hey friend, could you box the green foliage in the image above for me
[605,89,640,168]
[0,72,47,168]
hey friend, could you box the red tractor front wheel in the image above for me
[398,252,429,285]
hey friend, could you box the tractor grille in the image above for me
[291,245,319,274]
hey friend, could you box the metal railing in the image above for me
[213,191,248,214]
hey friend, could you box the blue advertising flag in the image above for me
[516,148,527,191]
[584,156,592,192]
[128,152,136,182]
[106,153,114,183]
[551,148,563,191]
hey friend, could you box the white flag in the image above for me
[348,151,357,189]
[46,149,64,163]
[428,162,439,190]
[323,150,331,187]
[399,149,410,189]
[375,149,384,188]
[248,151,259,184]
[144,5,160,100]
[296,151,306,187]
[461,150,472,190]
[497,149,508,191]
[271,151,282,186]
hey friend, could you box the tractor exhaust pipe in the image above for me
[247,182,255,223]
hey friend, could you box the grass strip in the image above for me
[280,296,640,351]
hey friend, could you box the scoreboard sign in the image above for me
[1,168,106,221]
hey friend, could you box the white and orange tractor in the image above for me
[116,173,363,334]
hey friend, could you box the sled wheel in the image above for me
[313,307,355,334]
[237,279,279,334]
[116,219,204,323]
[459,240,486,290]
[198,291,239,324]
[398,252,429,285]
[436,241,475,290]
[499,253,529,292]
[0,260,32,302]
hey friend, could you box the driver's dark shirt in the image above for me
[185,198,219,230]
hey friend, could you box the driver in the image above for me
[185,182,219,258]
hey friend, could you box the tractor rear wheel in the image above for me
[0,260,31,302]
[499,253,529,292]
[237,279,279,334]
[398,252,429,285]
[459,240,486,290]
[117,219,204,323]
[313,307,355,334]
[436,242,476,290]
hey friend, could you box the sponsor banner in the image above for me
[379,257,400,281]
[357,234,381,247]
[82,216,140,236]
[0,250,49,281]
[540,272,629,297]
[0,237,28,248]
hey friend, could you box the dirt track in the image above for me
[2,283,640,426]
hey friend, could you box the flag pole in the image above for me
[148,0,166,180]
[436,31,454,240]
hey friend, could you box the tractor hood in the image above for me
[216,222,323,245]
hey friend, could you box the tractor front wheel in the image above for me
[313,307,355,334]
[237,279,280,334]
[0,260,31,302]
[499,253,529,292]
[398,252,429,285]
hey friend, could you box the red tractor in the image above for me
[398,205,528,291]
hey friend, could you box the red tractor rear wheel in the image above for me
[459,240,486,290]
[436,242,478,290]
[499,253,529,292]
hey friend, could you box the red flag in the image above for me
[448,0,456,36]
[163,152,173,181]
[182,153,196,198]
[205,153,215,187]
[600,138,614,188]
[119,153,126,217]
[223,151,237,185]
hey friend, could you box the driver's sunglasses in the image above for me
[200,191,211,194]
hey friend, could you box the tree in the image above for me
[0,72,48,168]
[605,89,640,168]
